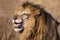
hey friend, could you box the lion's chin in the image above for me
[14,28,23,32]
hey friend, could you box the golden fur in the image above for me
[11,2,59,40]
[11,3,58,40]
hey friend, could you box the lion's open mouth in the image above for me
[13,19,24,32]
[14,22,23,28]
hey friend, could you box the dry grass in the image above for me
[0,0,60,40]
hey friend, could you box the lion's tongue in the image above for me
[15,24,21,28]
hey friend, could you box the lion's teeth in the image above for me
[15,24,21,27]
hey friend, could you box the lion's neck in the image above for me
[18,15,48,40]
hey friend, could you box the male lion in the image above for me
[12,2,60,40]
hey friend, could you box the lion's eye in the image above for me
[22,14,30,20]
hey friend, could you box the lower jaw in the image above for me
[14,28,23,32]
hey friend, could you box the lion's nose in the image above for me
[14,18,23,24]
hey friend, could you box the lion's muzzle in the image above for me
[12,17,24,32]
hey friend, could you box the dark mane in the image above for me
[22,2,60,40]
[22,2,60,24]
[22,2,43,10]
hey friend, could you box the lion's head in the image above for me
[11,2,59,40]
[12,2,41,33]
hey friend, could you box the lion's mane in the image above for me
[1,2,60,40]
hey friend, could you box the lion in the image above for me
[12,2,60,40]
